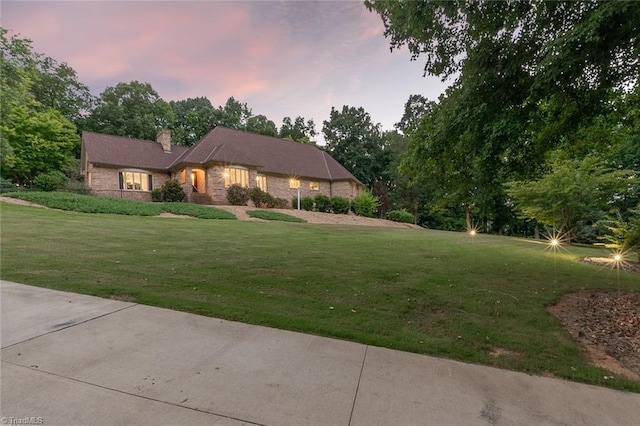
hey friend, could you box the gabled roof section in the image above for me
[82,131,188,170]
[171,126,360,182]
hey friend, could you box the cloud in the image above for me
[2,0,449,138]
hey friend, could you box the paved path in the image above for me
[1,281,639,425]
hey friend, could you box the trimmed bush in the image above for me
[330,196,350,214]
[159,179,186,202]
[314,194,331,213]
[34,171,67,192]
[351,190,379,218]
[151,188,164,202]
[291,196,299,209]
[250,187,268,207]
[387,209,414,224]
[227,184,249,206]
[301,197,314,211]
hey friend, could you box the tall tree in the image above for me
[170,97,216,146]
[85,81,173,140]
[246,114,278,137]
[214,96,252,130]
[395,94,434,137]
[322,106,388,188]
[367,0,640,232]
[279,116,317,144]
[32,57,95,126]
[0,28,78,184]
[1,106,78,185]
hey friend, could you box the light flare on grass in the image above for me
[543,228,569,282]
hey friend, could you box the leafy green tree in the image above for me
[599,208,640,263]
[85,81,173,140]
[246,114,278,137]
[32,57,95,126]
[1,106,78,185]
[279,116,317,143]
[505,156,636,242]
[365,1,639,94]
[395,94,434,136]
[366,1,640,232]
[169,97,217,146]
[322,106,389,188]
[213,96,252,130]
[0,28,79,184]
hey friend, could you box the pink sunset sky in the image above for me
[3,0,451,142]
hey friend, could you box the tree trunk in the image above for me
[464,204,472,230]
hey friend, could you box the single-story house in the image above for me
[81,126,365,205]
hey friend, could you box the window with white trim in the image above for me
[119,171,152,191]
[224,167,249,188]
[309,181,319,191]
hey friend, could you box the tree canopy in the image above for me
[367,0,640,233]
[84,81,174,141]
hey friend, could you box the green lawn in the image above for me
[247,209,307,222]
[1,203,638,391]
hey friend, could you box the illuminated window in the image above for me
[256,175,267,192]
[224,167,249,188]
[289,178,300,189]
[119,171,151,191]
[309,181,319,191]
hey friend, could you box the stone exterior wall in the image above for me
[86,162,364,206]
[87,164,169,202]
[330,181,365,199]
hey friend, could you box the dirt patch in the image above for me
[548,291,640,381]
[157,212,195,219]
[0,196,48,209]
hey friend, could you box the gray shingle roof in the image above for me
[171,127,359,182]
[83,127,361,183]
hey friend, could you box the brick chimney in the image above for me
[156,129,171,153]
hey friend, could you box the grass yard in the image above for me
[247,210,307,222]
[1,203,639,391]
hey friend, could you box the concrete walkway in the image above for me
[1,281,639,426]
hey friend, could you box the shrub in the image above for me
[351,190,379,218]
[34,171,67,192]
[159,179,186,202]
[330,196,350,214]
[387,209,414,224]
[227,184,249,206]
[314,194,331,213]
[249,187,268,207]
[291,196,299,209]
[151,188,164,202]
[301,197,314,211]
[161,203,236,220]
[0,177,16,193]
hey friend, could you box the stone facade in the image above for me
[85,164,170,202]
[85,162,365,205]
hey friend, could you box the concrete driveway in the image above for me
[1,280,639,425]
